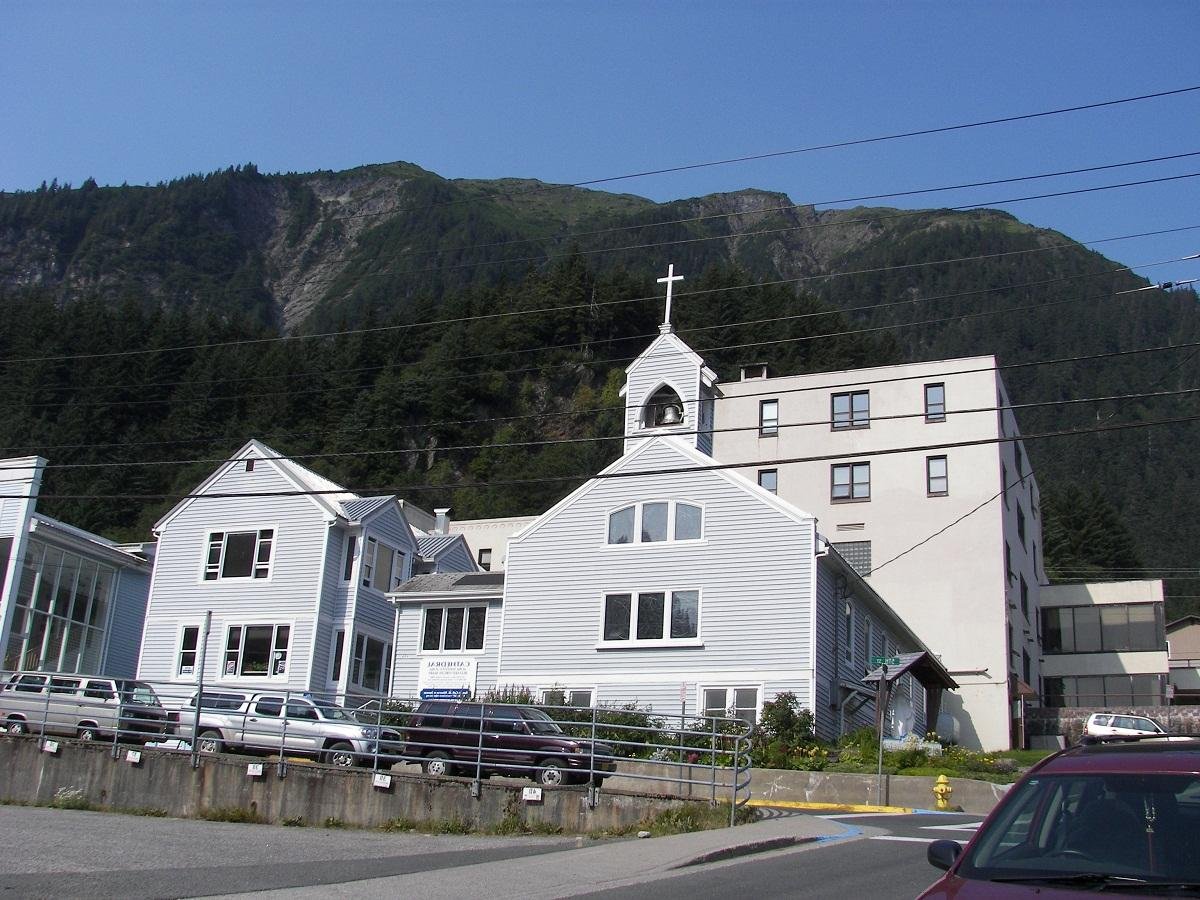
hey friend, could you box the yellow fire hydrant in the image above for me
[933,774,953,811]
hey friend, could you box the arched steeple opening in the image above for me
[641,384,685,430]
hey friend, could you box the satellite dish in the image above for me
[890,696,915,739]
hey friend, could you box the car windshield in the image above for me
[521,708,565,735]
[311,699,357,722]
[958,771,1200,885]
[117,681,160,706]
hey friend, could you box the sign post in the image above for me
[871,660,894,806]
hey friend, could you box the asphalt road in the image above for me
[570,812,984,900]
[0,804,981,900]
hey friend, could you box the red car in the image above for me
[918,736,1200,898]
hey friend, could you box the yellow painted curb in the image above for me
[747,798,913,814]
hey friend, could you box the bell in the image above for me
[659,404,683,426]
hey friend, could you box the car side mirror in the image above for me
[927,839,962,871]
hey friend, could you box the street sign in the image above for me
[871,656,902,667]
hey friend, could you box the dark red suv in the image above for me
[400,700,617,787]
[919,736,1200,897]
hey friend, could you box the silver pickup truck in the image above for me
[181,691,401,768]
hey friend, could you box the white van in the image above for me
[0,671,172,743]
[1084,712,1166,739]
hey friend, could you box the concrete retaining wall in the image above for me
[608,760,1009,815]
[0,737,699,833]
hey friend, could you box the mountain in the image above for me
[1,162,1196,615]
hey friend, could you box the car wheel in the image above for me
[198,730,223,754]
[536,759,567,787]
[326,742,357,768]
[77,725,99,742]
[423,752,454,777]
[7,719,27,736]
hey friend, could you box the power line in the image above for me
[3,216,1195,368]
[4,409,1198,502]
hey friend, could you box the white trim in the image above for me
[216,620,296,683]
[598,587,702,646]
[603,499,706,547]
[171,622,203,682]
[416,602,489,655]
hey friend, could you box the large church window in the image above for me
[607,501,704,545]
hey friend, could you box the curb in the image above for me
[747,798,913,814]
[678,834,821,868]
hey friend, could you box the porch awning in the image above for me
[861,651,958,691]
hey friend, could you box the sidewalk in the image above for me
[214,813,855,899]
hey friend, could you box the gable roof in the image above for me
[416,534,460,558]
[510,434,816,545]
[153,438,359,532]
[340,496,394,523]
[618,331,718,397]
[388,570,505,603]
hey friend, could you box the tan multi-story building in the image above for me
[711,356,1042,749]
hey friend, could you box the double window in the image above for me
[924,383,946,422]
[758,399,779,436]
[223,624,289,678]
[541,688,593,708]
[1017,506,1027,547]
[926,455,948,496]
[607,501,702,544]
[204,529,273,580]
[602,590,699,643]
[421,605,487,652]
[831,391,869,429]
[702,687,759,725]
[831,462,870,502]
[362,537,406,591]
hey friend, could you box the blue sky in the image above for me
[3,1,1198,284]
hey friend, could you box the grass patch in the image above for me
[113,806,169,817]
[50,787,92,811]
[379,817,419,833]
[198,806,266,824]
[281,815,305,827]
[433,817,473,835]
[601,802,758,838]
[323,817,346,829]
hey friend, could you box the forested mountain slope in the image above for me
[1,163,1196,613]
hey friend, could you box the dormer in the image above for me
[620,266,720,455]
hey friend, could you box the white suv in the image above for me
[1084,712,1165,739]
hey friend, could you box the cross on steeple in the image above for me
[657,264,684,333]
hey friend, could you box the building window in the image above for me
[1019,575,1029,619]
[607,501,703,545]
[362,537,406,591]
[757,469,778,494]
[477,548,492,571]
[1014,442,1025,478]
[350,633,392,692]
[926,455,948,496]
[1043,674,1163,708]
[422,605,487,652]
[924,383,946,422]
[602,590,699,644]
[1,539,114,674]
[223,624,289,678]
[204,529,273,581]
[1017,506,1026,547]
[330,630,345,682]
[1001,463,1010,507]
[831,541,872,578]
[703,686,759,725]
[177,626,200,677]
[831,391,870,429]
[1041,604,1164,654]
[759,399,779,436]
[842,601,855,666]
[831,462,870,502]
[342,535,357,581]
[541,688,593,708]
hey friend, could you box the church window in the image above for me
[602,590,700,644]
[607,501,703,545]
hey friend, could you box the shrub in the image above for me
[51,787,91,810]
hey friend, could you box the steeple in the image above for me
[619,265,720,455]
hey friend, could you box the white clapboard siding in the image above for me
[102,567,151,678]
[499,437,817,709]
[390,597,503,698]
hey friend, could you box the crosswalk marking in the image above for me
[920,821,983,832]
[871,835,937,843]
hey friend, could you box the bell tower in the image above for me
[621,265,720,455]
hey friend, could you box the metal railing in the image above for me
[0,673,755,823]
